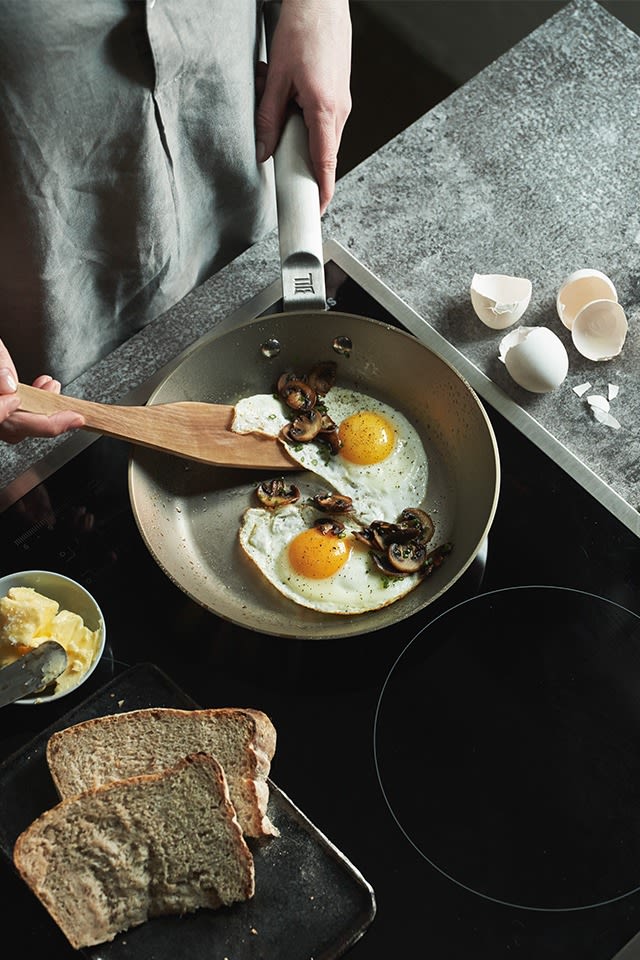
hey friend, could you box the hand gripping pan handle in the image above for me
[264,0,327,312]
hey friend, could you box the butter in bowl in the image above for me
[0,570,105,704]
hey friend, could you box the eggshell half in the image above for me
[470,273,532,329]
[556,269,618,330]
[499,326,569,393]
[571,299,628,361]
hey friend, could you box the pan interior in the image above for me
[128,312,500,639]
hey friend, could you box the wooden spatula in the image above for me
[17,383,297,470]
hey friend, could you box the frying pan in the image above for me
[128,97,500,641]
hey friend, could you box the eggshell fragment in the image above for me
[470,273,532,329]
[573,382,591,397]
[586,394,610,412]
[556,269,618,330]
[499,326,569,393]
[592,408,621,429]
[571,299,628,361]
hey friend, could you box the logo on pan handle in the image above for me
[294,272,315,295]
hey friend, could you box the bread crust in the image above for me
[14,753,255,949]
[46,706,278,837]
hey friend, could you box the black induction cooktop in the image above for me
[0,252,639,960]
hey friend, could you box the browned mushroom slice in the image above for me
[370,551,406,577]
[387,541,427,574]
[306,361,337,396]
[319,429,342,454]
[351,526,376,547]
[256,477,301,509]
[314,518,345,537]
[280,408,324,443]
[368,520,403,552]
[317,413,342,453]
[276,371,301,394]
[278,377,317,411]
[311,492,353,513]
[397,507,435,544]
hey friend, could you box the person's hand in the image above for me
[0,339,84,444]
[256,0,352,215]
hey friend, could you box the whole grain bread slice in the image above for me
[14,753,255,950]
[46,706,278,838]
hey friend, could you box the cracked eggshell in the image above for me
[470,273,532,329]
[499,326,569,393]
[571,298,628,361]
[556,269,618,330]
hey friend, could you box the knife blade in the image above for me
[0,641,68,707]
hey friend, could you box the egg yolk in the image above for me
[338,410,395,465]
[288,527,351,579]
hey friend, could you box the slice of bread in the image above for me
[46,706,278,838]
[13,753,255,949]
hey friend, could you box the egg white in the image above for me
[238,502,423,615]
[232,386,428,524]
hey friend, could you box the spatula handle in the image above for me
[16,383,188,441]
[16,382,237,444]
[18,383,113,422]
[16,383,296,470]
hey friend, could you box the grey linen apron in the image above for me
[0,0,276,384]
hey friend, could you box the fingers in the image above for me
[305,109,345,215]
[0,366,20,422]
[0,339,84,443]
[0,366,18,395]
[0,391,21,423]
[0,339,18,380]
[255,60,291,164]
[31,375,63,394]
[256,0,352,214]
[0,409,85,445]
[0,361,83,444]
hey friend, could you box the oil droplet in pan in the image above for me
[260,338,281,358]
[332,335,352,356]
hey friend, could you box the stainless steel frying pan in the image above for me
[128,82,500,640]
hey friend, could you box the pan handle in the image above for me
[263,1,327,312]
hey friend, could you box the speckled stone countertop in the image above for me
[1,0,638,530]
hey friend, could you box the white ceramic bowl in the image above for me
[0,570,106,704]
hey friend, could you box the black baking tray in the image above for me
[0,662,376,959]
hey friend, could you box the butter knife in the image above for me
[0,641,68,707]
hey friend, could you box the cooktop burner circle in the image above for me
[374,585,640,911]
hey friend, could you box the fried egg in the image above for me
[232,386,428,524]
[238,502,423,615]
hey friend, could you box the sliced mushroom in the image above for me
[370,551,406,577]
[376,521,419,546]
[276,371,301,394]
[256,477,301,509]
[306,361,337,396]
[387,541,427,574]
[278,377,317,411]
[368,520,401,552]
[351,526,376,547]
[280,408,323,443]
[314,518,345,537]
[318,418,342,453]
[397,507,435,544]
[311,492,353,513]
